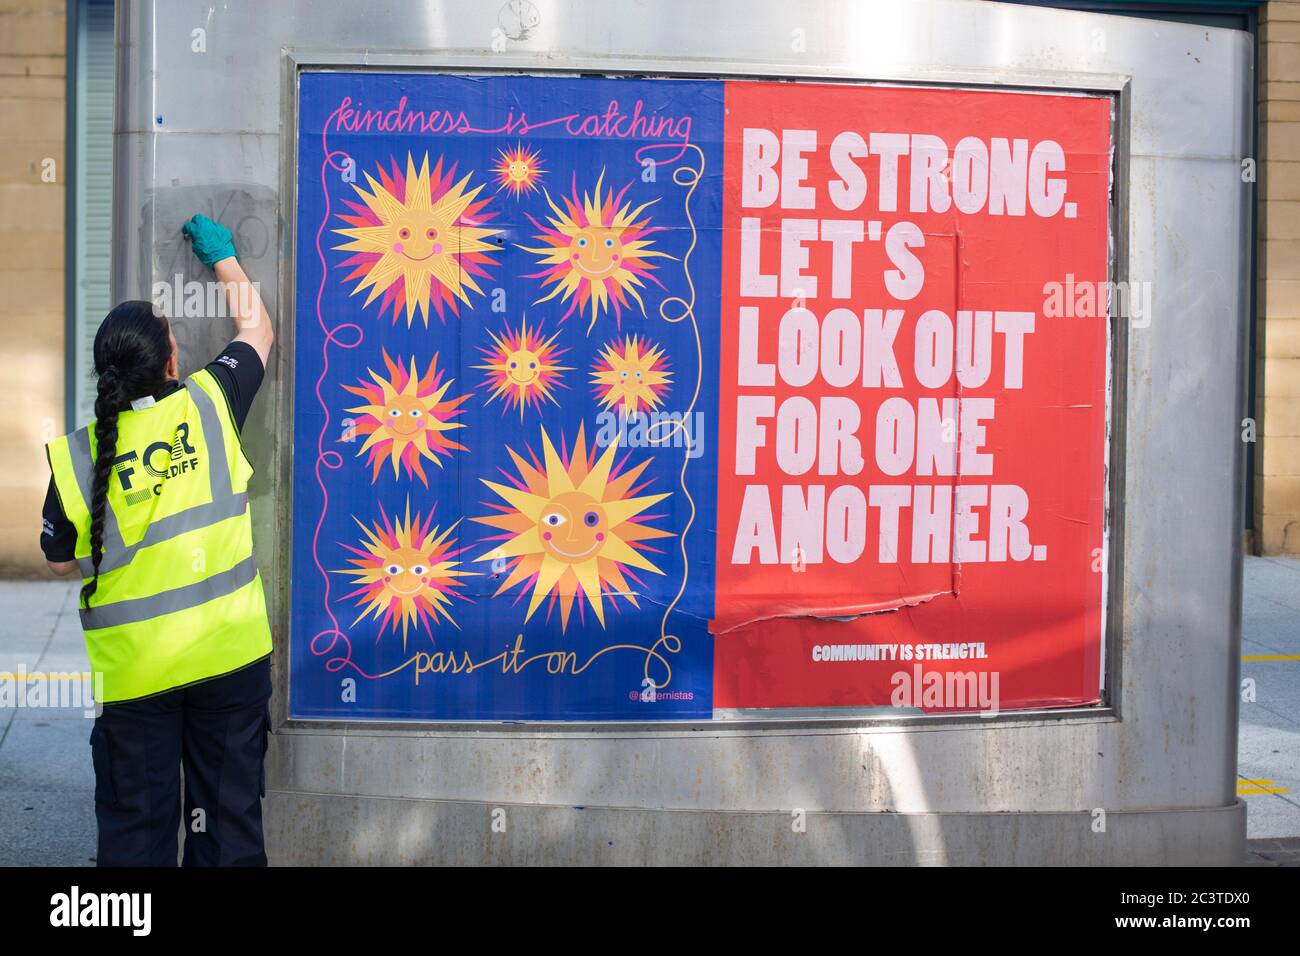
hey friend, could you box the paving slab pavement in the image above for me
[0,579,95,866]
[1238,556,1300,842]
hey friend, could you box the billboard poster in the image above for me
[289,71,1111,721]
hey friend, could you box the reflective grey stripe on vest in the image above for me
[71,376,241,577]
[80,554,258,630]
[78,492,250,577]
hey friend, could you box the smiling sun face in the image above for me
[493,143,544,198]
[335,501,473,647]
[342,350,468,485]
[592,336,671,414]
[475,317,570,419]
[518,170,673,332]
[473,424,673,631]
[334,153,500,326]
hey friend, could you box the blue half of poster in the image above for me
[289,72,723,720]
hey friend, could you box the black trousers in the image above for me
[89,655,272,867]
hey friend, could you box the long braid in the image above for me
[81,370,126,608]
[79,301,174,608]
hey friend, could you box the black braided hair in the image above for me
[81,301,173,608]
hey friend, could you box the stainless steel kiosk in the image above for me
[113,0,1251,865]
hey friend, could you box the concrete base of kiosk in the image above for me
[265,792,1244,865]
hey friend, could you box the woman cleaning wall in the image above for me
[39,215,276,866]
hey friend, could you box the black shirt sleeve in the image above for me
[204,340,265,430]
[41,475,78,563]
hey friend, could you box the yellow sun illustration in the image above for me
[474,317,571,419]
[592,335,671,414]
[518,170,673,331]
[474,425,673,631]
[335,500,473,648]
[334,152,500,325]
[493,143,544,198]
[342,350,468,485]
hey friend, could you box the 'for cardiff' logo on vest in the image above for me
[112,423,201,505]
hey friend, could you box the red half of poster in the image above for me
[711,80,1111,712]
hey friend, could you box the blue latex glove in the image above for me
[181,214,237,267]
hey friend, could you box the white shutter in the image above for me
[73,0,115,427]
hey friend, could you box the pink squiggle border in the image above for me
[306,108,372,678]
[302,94,694,683]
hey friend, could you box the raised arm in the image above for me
[182,214,275,367]
[214,256,274,367]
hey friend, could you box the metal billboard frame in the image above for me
[273,48,1130,735]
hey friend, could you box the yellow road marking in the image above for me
[1238,780,1291,794]
[1242,655,1300,662]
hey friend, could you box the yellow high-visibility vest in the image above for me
[46,368,272,703]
